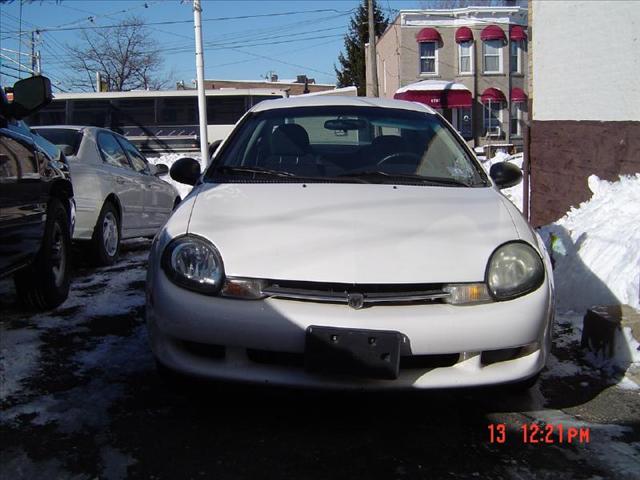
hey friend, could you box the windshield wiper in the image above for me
[212,165,369,183]
[338,170,472,187]
[214,165,297,177]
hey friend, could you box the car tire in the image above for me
[92,201,121,266]
[14,197,71,310]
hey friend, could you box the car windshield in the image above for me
[206,106,488,187]
[32,128,83,156]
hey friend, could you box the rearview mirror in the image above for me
[10,76,53,119]
[490,162,522,189]
[170,157,201,186]
[324,119,366,131]
[153,163,169,176]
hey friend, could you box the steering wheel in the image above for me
[376,151,421,167]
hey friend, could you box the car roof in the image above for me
[33,125,91,131]
[250,95,437,115]
[32,125,123,137]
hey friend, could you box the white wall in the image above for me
[532,1,640,121]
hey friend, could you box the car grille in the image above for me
[262,280,450,307]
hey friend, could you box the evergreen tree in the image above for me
[335,0,389,96]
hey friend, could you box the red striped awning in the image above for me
[480,25,506,41]
[510,87,527,102]
[510,25,527,41]
[416,28,442,43]
[480,87,506,104]
[455,26,473,43]
[394,89,472,109]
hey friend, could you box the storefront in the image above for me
[393,80,473,140]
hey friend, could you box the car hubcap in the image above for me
[51,222,66,287]
[103,212,119,257]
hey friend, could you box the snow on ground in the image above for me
[147,153,204,201]
[539,174,640,388]
[0,242,152,478]
[0,328,41,399]
[0,242,149,417]
[540,174,640,311]
[480,151,525,212]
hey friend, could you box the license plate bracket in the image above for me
[304,326,402,380]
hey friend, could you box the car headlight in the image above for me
[161,235,224,294]
[486,241,545,300]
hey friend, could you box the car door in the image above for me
[117,137,174,229]
[95,132,144,237]
[0,125,46,274]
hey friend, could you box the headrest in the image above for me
[371,135,407,151]
[271,124,310,156]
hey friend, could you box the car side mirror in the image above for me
[10,76,53,119]
[490,162,522,189]
[153,163,169,176]
[170,157,201,186]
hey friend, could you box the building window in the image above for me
[458,41,473,74]
[483,101,502,136]
[419,42,437,75]
[454,108,473,139]
[510,102,523,137]
[483,40,502,74]
[510,40,522,74]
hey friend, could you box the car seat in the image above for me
[263,124,322,176]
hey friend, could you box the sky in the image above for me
[0,0,426,92]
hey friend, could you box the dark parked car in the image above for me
[0,76,75,309]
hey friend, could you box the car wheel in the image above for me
[14,198,71,310]
[92,201,121,266]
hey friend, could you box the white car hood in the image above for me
[186,183,521,284]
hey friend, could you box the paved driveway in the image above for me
[1,240,638,479]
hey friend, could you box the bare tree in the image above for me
[67,17,168,92]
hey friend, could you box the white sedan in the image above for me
[33,126,180,265]
[146,96,554,390]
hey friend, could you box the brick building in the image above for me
[527,0,640,226]
[365,6,528,150]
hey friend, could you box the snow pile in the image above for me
[147,153,204,201]
[480,151,525,212]
[540,174,640,312]
[546,311,639,389]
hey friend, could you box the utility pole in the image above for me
[30,31,42,75]
[193,0,209,164]
[368,0,379,97]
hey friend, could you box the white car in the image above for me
[33,126,180,265]
[146,96,554,390]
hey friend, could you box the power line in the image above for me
[226,46,337,79]
[51,1,159,29]
[1,9,354,34]
[0,69,21,80]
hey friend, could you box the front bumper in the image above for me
[147,268,554,390]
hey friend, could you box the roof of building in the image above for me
[51,88,286,100]
[205,78,337,87]
[384,5,527,34]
